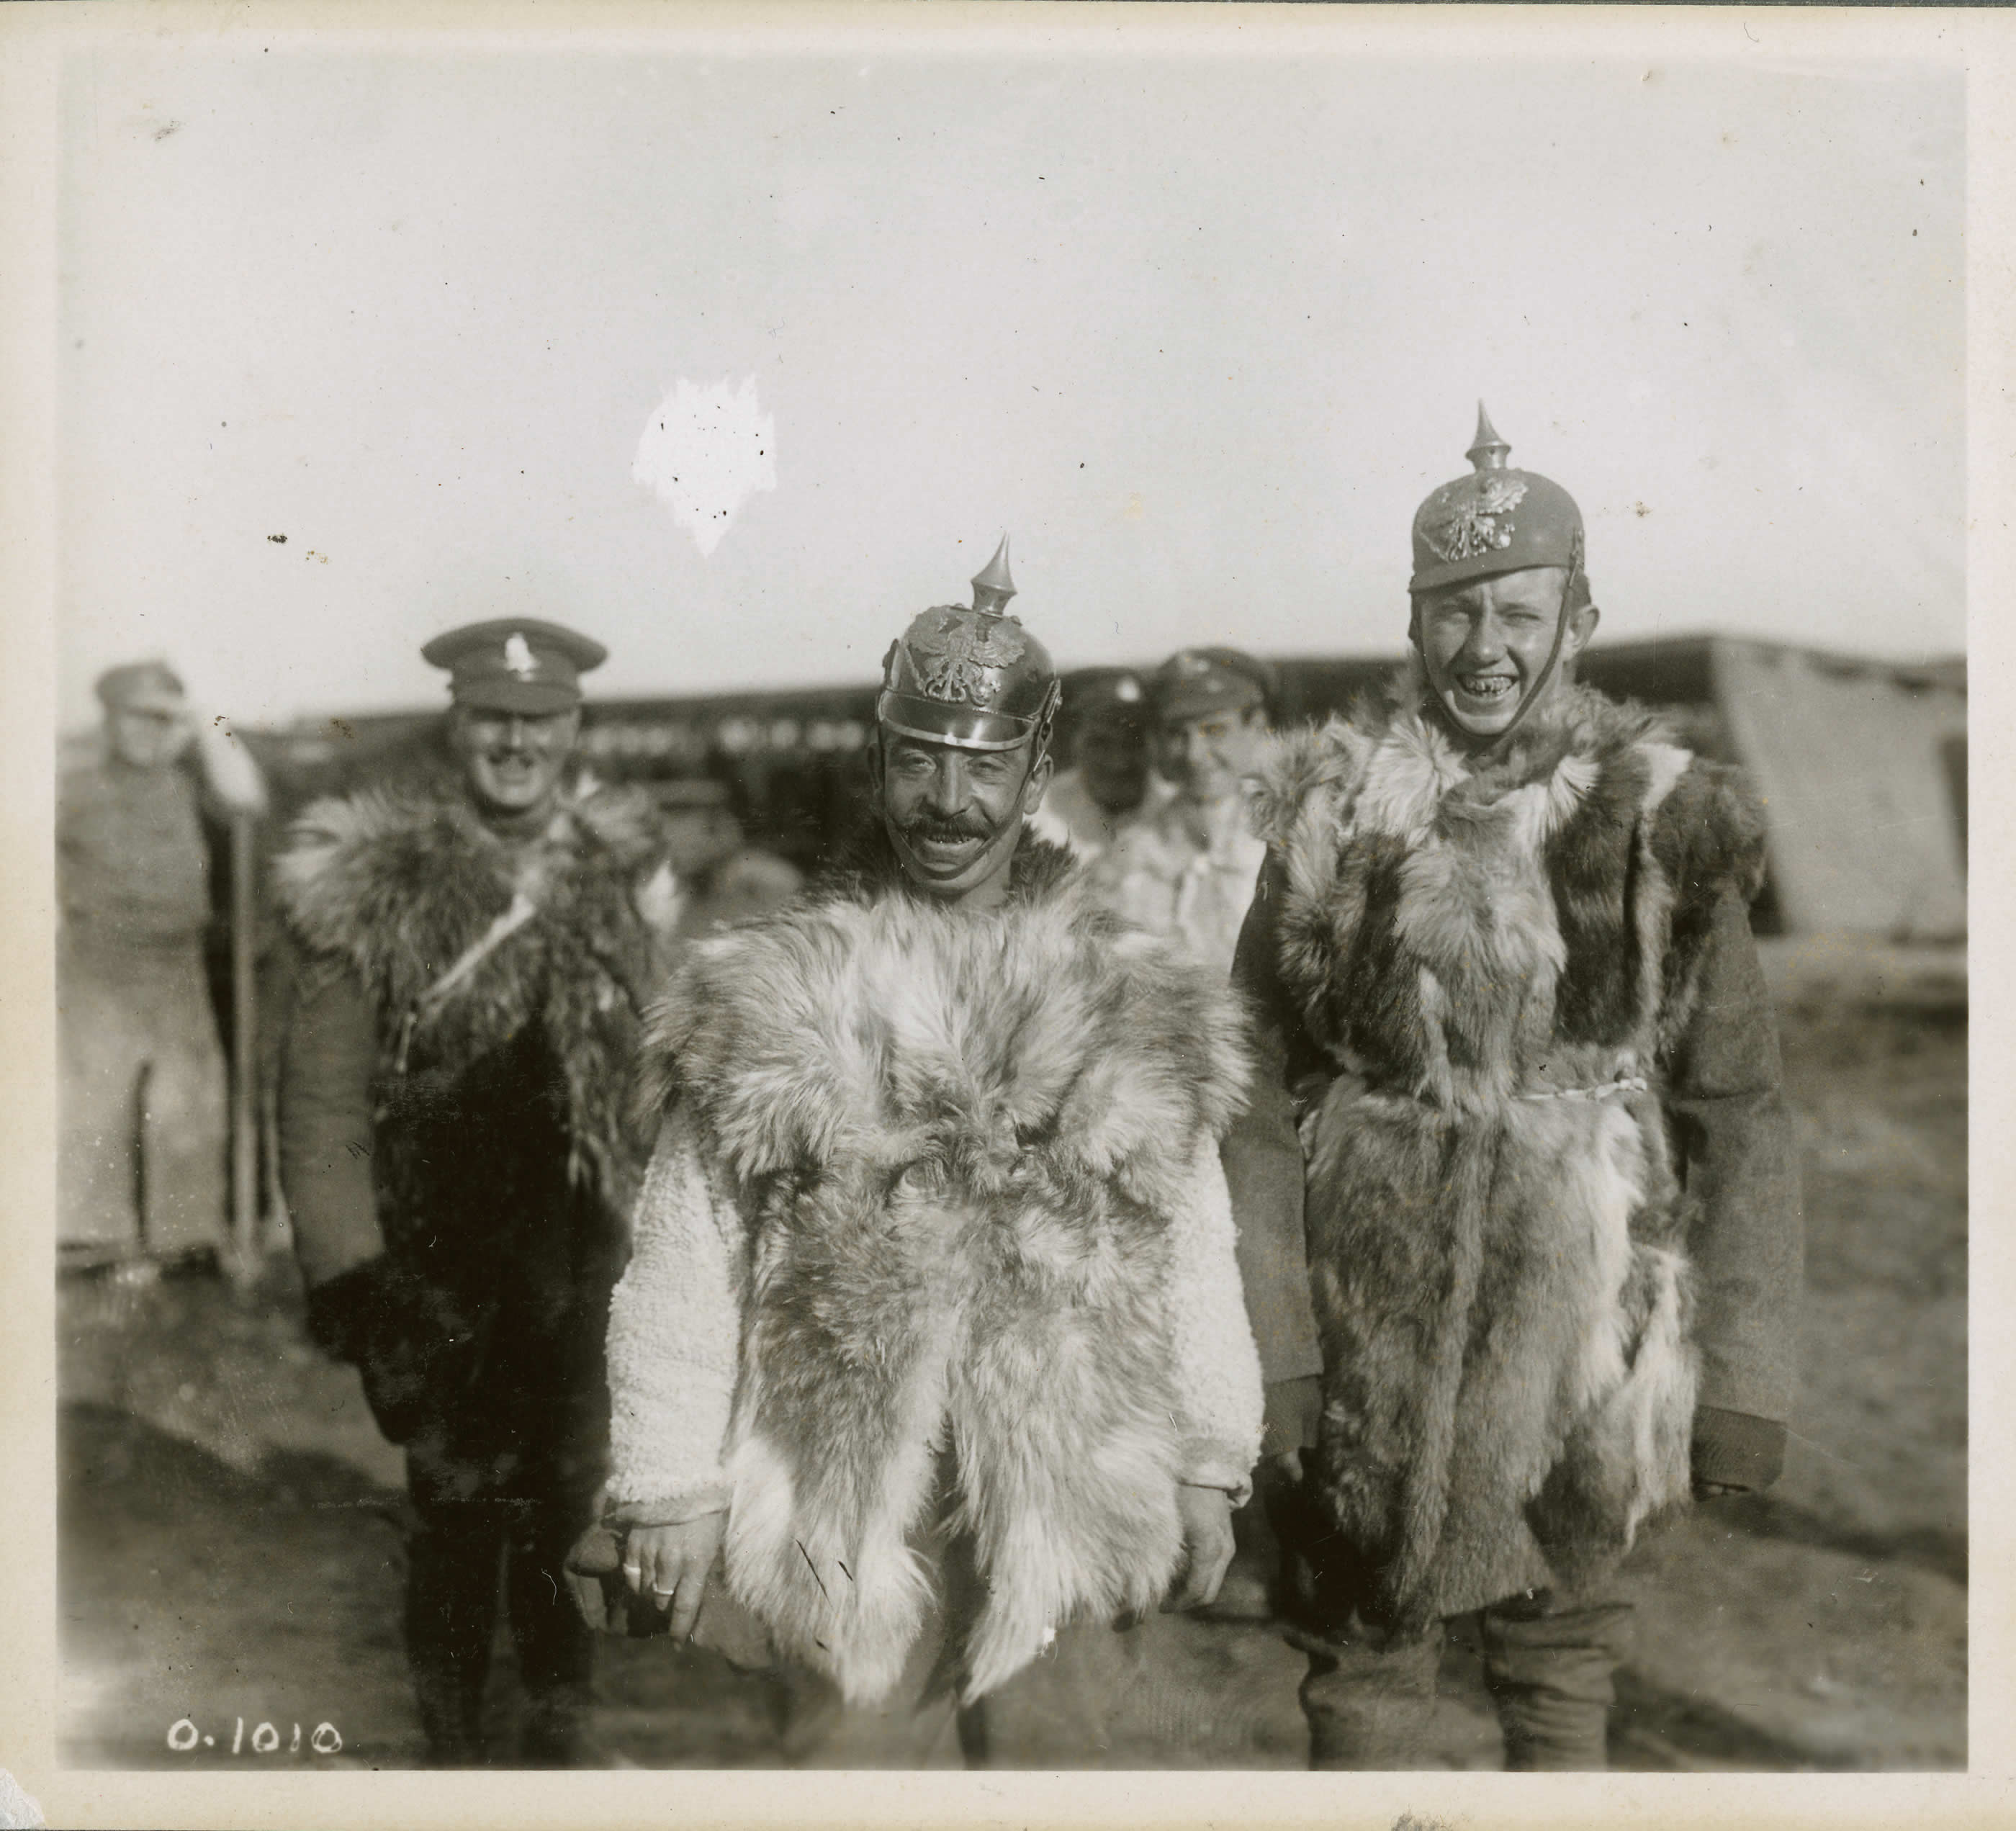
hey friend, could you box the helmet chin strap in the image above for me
[1413,530,1584,759]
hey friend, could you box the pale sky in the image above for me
[56,39,1963,727]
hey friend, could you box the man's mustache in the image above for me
[897,810,994,844]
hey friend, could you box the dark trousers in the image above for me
[382,1164,621,1767]
[1264,1463,1635,1771]
[404,1416,603,1764]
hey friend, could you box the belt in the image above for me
[1518,1076,1648,1103]
[1302,1065,1650,1120]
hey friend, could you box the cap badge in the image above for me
[906,606,1028,705]
[502,632,539,680]
[1421,474,1529,564]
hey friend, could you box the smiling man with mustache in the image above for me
[575,543,1264,1767]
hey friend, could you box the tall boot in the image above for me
[410,1660,488,1768]
[1480,1591,1635,1771]
[508,1489,600,1767]
[404,1490,508,1766]
[1289,1619,1446,1771]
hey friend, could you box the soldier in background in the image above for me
[1089,647,1275,976]
[59,661,268,1279]
[638,778,807,936]
[273,619,672,1765]
[1027,666,1165,863]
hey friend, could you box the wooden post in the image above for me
[230,809,259,1286]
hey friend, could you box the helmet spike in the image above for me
[971,534,1017,615]
[1467,402,1511,472]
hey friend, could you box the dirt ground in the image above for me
[57,979,1966,1773]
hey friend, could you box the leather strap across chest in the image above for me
[392,889,541,1077]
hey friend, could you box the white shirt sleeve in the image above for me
[603,1103,748,1526]
[190,712,269,818]
[1164,1128,1266,1506]
[1088,827,1180,936]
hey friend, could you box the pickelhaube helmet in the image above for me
[876,536,1062,753]
[1410,404,1585,597]
[1408,406,1595,755]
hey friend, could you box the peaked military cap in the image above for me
[421,618,608,714]
[1066,667,1153,730]
[1150,647,1277,723]
[96,660,188,715]
[1410,403,1584,595]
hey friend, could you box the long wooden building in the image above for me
[240,633,1965,941]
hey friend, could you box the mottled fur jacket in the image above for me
[620,831,1261,1703]
[274,775,667,1235]
[1252,662,1768,1628]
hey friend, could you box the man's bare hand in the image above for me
[562,1522,626,1631]
[1165,1484,1236,1611]
[622,1512,727,1642]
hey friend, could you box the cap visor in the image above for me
[451,680,582,715]
[108,692,186,718]
[1410,554,1566,595]
[1156,680,1264,723]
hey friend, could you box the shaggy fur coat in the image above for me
[604,837,1266,1704]
[1250,664,1772,1629]
[275,775,667,1228]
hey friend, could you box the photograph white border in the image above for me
[1,4,2007,1826]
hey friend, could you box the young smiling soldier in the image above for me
[1222,409,1802,1768]
[274,619,672,1765]
[571,545,1264,1765]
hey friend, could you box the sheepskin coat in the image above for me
[271,775,670,1439]
[1229,664,1800,1630]
[603,836,1266,1706]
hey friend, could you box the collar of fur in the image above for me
[1251,656,1680,845]
[1249,656,1767,1099]
[274,773,661,981]
[811,820,1081,909]
[635,855,1250,1203]
[274,772,663,1209]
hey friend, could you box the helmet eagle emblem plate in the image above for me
[902,606,1029,706]
[1419,474,1529,564]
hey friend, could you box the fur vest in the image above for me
[1252,665,1768,1625]
[633,840,1255,1702]
[274,776,666,1233]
